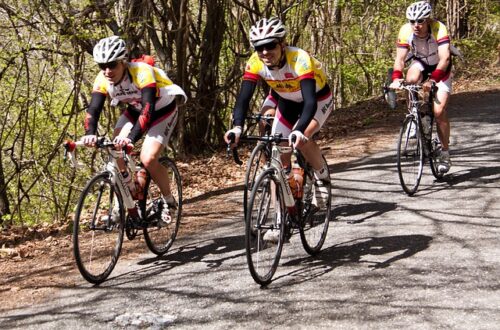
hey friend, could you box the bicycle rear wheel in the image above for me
[244,142,269,222]
[397,115,424,195]
[300,161,331,255]
[143,157,182,256]
[73,172,125,284]
[246,169,285,285]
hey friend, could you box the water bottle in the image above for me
[121,171,136,196]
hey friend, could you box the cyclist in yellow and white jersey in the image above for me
[82,36,186,222]
[224,17,333,182]
[390,1,453,173]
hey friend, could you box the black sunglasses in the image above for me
[98,61,119,70]
[255,42,279,52]
[409,19,426,24]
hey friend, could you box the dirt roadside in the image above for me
[1,75,498,312]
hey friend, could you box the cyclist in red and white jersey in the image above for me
[82,36,186,222]
[390,1,453,173]
[224,17,333,182]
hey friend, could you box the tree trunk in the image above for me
[173,0,190,156]
[194,0,226,150]
[0,151,10,224]
[446,0,469,39]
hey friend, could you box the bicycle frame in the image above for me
[65,139,137,210]
[268,143,296,208]
[105,149,135,210]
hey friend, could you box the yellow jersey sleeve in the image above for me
[92,72,109,95]
[397,23,413,48]
[431,21,450,45]
[128,64,157,89]
[243,52,264,82]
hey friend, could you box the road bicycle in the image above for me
[64,137,182,284]
[394,82,445,195]
[231,134,331,285]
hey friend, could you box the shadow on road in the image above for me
[333,202,397,224]
[273,234,432,287]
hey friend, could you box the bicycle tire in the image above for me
[397,115,424,195]
[143,157,182,256]
[245,168,285,285]
[243,142,269,223]
[299,156,331,255]
[73,172,125,284]
[429,117,445,180]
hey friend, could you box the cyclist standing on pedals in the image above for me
[82,36,186,223]
[389,1,453,173]
[224,17,333,186]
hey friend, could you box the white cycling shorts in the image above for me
[115,108,178,146]
[271,93,333,137]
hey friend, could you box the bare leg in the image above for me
[140,138,171,197]
[433,90,450,150]
[298,119,326,171]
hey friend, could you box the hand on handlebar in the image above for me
[389,79,404,90]
[81,135,97,147]
[224,126,242,147]
[113,136,133,150]
[422,80,437,93]
[289,130,308,148]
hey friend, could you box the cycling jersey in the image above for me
[397,20,450,67]
[92,61,185,110]
[233,46,332,133]
[243,46,328,102]
[85,61,186,142]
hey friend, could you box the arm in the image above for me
[392,47,409,81]
[232,80,257,127]
[430,43,451,82]
[84,92,106,136]
[224,80,257,145]
[127,86,157,143]
[294,78,317,133]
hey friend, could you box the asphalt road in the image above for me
[2,89,499,329]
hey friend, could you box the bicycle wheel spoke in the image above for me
[143,157,182,256]
[246,170,284,285]
[73,173,124,284]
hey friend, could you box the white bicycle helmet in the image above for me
[93,36,127,63]
[406,1,432,20]
[249,17,286,47]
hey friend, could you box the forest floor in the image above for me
[1,71,498,312]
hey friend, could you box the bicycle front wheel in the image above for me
[300,160,331,255]
[243,142,269,222]
[246,169,285,285]
[397,116,424,195]
[73,172,125,284]
[143,157,182,256]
